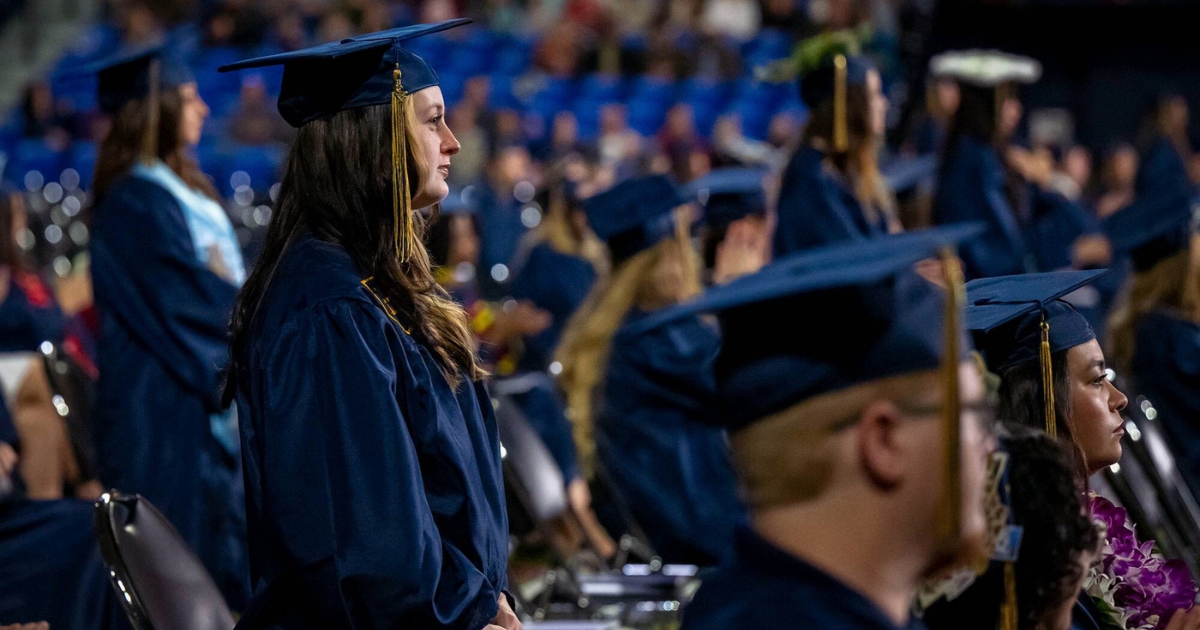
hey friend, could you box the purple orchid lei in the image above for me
[1085,494,1198,630]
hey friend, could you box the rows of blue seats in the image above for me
[2,22,801,196]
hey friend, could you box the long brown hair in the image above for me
[1108,236,1200,373]
[802,81,897,230]
[92,86,217,202]
[225,99,481,401]
[524,180,609,276]
[555,215,700,475]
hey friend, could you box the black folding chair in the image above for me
[39,342,97,483]
[492,386,693,626]
[93,491,235,630]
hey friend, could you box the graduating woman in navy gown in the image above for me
[1107,188,1200,502]
[85,45,248,606]
[220,20,519,630]
[772,42,900,258]
[932,51,1094,280]
[557,175,752,566]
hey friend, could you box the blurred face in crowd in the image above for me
[179,83,209,147]
[866,68,888,139]
[935,78,960,119]
[1066,340,1128,473]
[1105,145,1138,190]
[448,215,480,266]
[1001,95,1023,140]
[411,87,460,210]
[1064,146,1092,190]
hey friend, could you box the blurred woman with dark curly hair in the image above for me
[922,426,1101,630]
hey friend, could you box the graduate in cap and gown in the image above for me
[931,51,1095,280]
[658,224,993,629]
[0,387,127,630]
[771,34,901,258]
[920,427,1103,630]
[965,271,1144,630]
[1107,188,1200,503]
[83,44,249,606]
[219,20,519,629]
[428,188,614,558]
[556,175,748,566]
[507,179,608,375]
[684,166,771,286]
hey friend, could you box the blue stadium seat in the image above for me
[222,144,284,197]
[579,74,625,103]
[194,46,244,72]
[627,98,668,137]
[12,138,65,186]
[629,77,676,106]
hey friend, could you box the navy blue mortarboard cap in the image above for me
[800,54,873,110]
[584,175,688,263]
[218,19,471,127]
[624,224,984,431]
[70,44,195,114]
[1102,190,1194,272]
[684,167,768,227]
[966,270,1107,374]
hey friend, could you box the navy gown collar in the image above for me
[734,526,909,628]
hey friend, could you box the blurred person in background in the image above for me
[0,388,127,630]
[20,82,75,151]
[1094,143,1139,219]
[922,427,1103,630]
[933,50,1096,278]
[557,176,751,566]
[773,38,900,258]
[1107,200,1200,503]
[0,189,94,501]
[475,144,537,292]
[228,73,295,145]
[86,46,249,608]
[429,189,616,558]
[446,104,489,187]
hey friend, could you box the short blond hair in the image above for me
[731,369,943,509]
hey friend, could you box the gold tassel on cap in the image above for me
[938,248,965,545]
[1039,319,1057,438]
[1000,561,1018,630]
[391,64,417,263]
[140,59,161,165]
[833,54,848,153]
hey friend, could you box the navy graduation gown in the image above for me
[89,174,248,606]
[774,145,888,258]
[1132,310,1200,498]
[0,272,65,352]
[935,137,1030,278]
[232,236,509,630]
[508,242,596,373]
[681,527,923,630]
[596,312,744,566]
[1136,136,1193,207]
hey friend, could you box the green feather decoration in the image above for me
[755,25,873,83]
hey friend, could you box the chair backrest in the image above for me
[93,491,235,630]
[492,392,567,526]
[40,342,96,481]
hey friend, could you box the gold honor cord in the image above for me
[1039,320,1057,438]
[938,248,965,545]
[391,65,417,263]
[833,54,848,153]
[141,59,161,165]
[1000,561,1018,630]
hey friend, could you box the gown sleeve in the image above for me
[89,178,239,407]
[941,142,1029,278]
[256,299,501,629]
